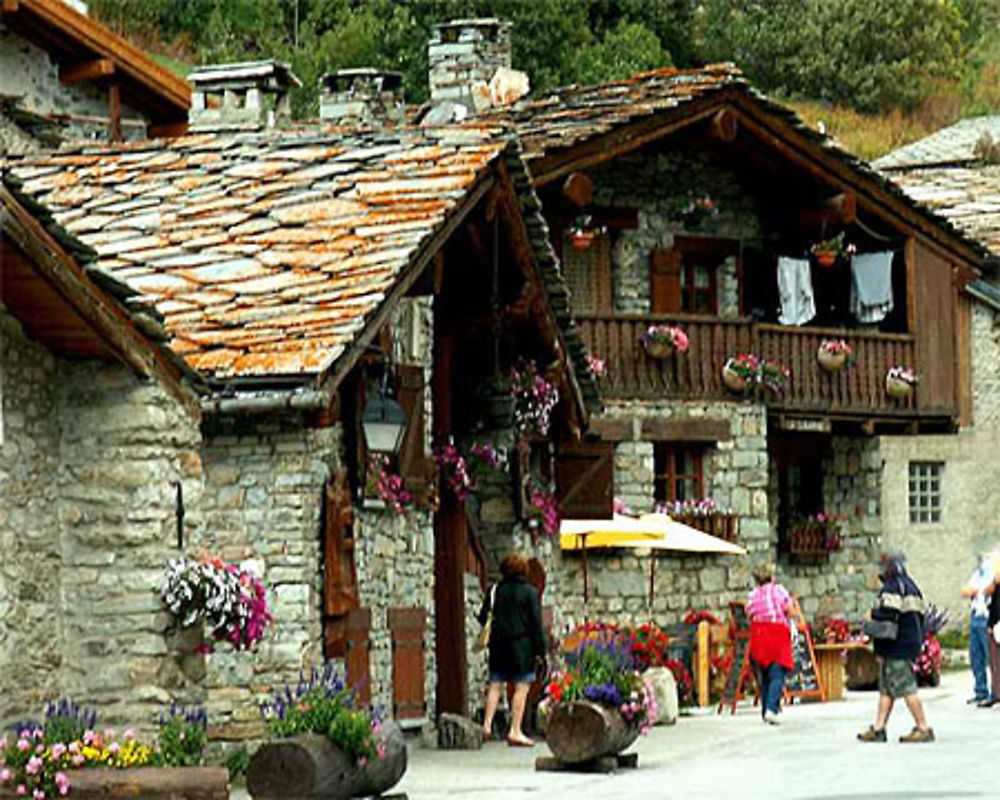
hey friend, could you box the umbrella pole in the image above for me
[582,536,589,607]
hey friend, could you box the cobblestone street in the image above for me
[394,670,989,799]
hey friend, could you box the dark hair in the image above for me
[500,553,529,578]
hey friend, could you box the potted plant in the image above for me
[817,338,855,372]
[788,512,846,559]
[567,215,606,251]
[886,366,917,399]
[365,453,414,514]
[543,633,653,764]
[914,605,949,687]
[810,233,856,268]
[434,440,475,502]
[721,353,759,394]
[639,324,689,359]
[510,360,560,438]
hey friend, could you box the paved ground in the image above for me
[392,669,994,800]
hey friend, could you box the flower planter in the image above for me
[545,700,640,764]
[885,374,913,399]
[813,250,837,268]
[570,232,596,251]
[247,725,406,800]
[0,767,229,800]
[817,348,847,372]
[643,339,674,359]
[721,364,748,394]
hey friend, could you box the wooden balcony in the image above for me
[577,314,951,421]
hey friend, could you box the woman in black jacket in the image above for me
[479,552,546,747]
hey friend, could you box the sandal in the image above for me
[506,735,535,747]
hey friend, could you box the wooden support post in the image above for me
[108,82,122,142]
[697,620,710,707]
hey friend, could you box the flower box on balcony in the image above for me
[787,513,845,562]
[672,512,740,543]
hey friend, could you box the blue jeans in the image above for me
[970,614,990,700]
[755,662,787,715]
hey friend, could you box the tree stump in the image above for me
[545,700,639,764]
[247,723,406,800]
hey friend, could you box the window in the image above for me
[653,444,705,503]
[679,260,717,314]
[908,462,942,523]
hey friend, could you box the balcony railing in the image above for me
[577,313,929,418]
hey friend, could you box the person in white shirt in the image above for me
[960,554,994,705]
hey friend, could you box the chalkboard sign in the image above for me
[784,622,825,702]
[664,623,697,678]
[717,601,754,714]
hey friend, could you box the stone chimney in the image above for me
[319,68,405,127]
[188,60,301,132]
[428,18,511,114]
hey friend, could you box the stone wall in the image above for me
[0,24,146,142]
[881,297,1000,625]
[592,147,762,316]
[554,398,767,627]
[0,309,62,718]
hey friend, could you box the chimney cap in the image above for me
[189,59,303,90]
[320,68,403,92]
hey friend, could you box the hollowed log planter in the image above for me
[545,700,640,765]
[247,724,406,800]
[0,767,229,799]
[817,349,847,372]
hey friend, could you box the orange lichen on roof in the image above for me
[9,124,508,380]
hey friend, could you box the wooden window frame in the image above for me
[908,461,943,523]
[653,443,706,504]
[680,260,719,315]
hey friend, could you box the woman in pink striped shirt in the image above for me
[747,563,801,724]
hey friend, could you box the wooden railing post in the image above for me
[696,620,711,707]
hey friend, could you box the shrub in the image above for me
[156,705,207,768]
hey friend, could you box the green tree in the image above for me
[576,20,670,85]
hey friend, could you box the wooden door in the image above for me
[388,607,427,720]
[554,441,614,519]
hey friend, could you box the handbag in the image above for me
[862,619,898,641]
[474,585,496,652]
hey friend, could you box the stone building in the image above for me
[874,120,1000,622]
[491,64,988,626]
[2,65,596,740]
[0,0,190,153]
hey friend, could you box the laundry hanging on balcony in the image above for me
[850,251,894,323]
[777,256,816,326]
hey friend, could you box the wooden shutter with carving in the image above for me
[650,247,682,313]
[323,472,358,617]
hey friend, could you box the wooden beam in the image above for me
[108,82,121,142]
[639,418,731,442]
[3,0,20,12]
[709,108,738,142]
[905,237,917,333]
[0,185,202,419]
[795,192,856,228]
[561,171,594,207]
[147,120,189,139]
[59,57,114,84]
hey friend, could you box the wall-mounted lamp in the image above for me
[362,373,407,454]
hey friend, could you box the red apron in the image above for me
[749,620,793,670]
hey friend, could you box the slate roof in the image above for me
[873,116,1000,170]
[4,125,510,382]
[874,117,1000,259]
[500,63,744,163]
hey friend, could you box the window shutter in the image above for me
[555,441,614,519]
[562,232,612,314]
[388,607,427,720]
[650,247,682,313]
[395,365,428,499]
[323,472,358,617]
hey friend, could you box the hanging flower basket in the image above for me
[885,366,917,399]
[639,324,689,359]
[570,231,597,251]
[813,250,837,269]
[816,339,854,372]
[567,215,607,252]
[721,362,748,394]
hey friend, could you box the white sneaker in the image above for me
[763,711,780,725]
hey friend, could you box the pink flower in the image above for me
[54,773,68,790]
[16,740,29,752]
[108,743,120,755]
[82,731,96,746]
[67,743,79,756]
[16,785,26,796]
[123,729,135,742]
[32,790,44,800]
[0,768,11,782]
[26,756,43,776]
[103,729,116,741]
[71,755,85,767]
[51,743,66,760]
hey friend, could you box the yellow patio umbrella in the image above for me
[559,513,746,604]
